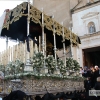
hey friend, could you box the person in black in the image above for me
[92,66,100,88]
[94,77,100,90]
[82,66,93,78]
[94,77,100,100]
[90,67,96,88]
[94,66,100,78]
[84,77,92,92]
[82,66,88,77]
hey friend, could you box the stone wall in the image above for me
[33,0,72,28]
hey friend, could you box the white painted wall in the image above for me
[0,12,6,36]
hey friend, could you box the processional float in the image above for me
[0,1,83,99]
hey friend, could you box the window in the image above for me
[88,22,96,33]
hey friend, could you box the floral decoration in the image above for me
[5,60,24,76]
[45,55,56,74]
[57,59,66,76]
[0,52,81,80]
[66,57,80,76]
[30,52,44,73]
[0,64,5,73]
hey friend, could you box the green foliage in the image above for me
[0,51,81,80]
[66,57,80,71]
[73,59,80,71]
[0,65,5,72]
[66,58,74,70]
[5,61,15,75]
[4,73,84,81]
[5,60,24,76]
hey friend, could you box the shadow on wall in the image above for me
[56,46,71,60]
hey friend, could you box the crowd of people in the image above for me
[81,65,100,88]
[79,65,100,99]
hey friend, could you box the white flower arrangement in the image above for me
[0,50,81,80]
[57,59,66,76]
[66,57,80,76]
[30,52,44,74]
[45,55,56,74]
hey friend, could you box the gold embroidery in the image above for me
[2,2,28,30]
[30,5,42,26]
[3,11,11,30]
[54,21,63,36]
[64,28,70,40]
[10,2,28,24]
[44,14,53,31]
[22,2,28,10]
[72,33,77,44]
[76,36,80,44]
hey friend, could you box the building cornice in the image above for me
[80,31,100,39]
[72,1,100,14]
[81,12,99,19]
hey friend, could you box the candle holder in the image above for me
[66,71,70,76]
[73,72,77,76]
[41,67,48,75]
[24,59,33,72]
[54,67,60,75]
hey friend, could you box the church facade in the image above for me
[72,0,100,67]
[32,0,100,67]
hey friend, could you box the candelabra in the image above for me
[52,15,60,75]
[41,8,48,74]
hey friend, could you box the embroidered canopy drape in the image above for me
[1,2,81,46]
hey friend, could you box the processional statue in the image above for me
[0,1,82,100]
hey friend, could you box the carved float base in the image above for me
[0,77,84,96]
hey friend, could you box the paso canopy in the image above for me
[1,2,81,49]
